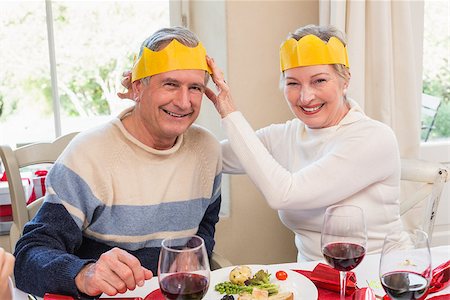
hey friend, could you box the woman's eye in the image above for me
[314,78,327,85]
[286,82,298,86]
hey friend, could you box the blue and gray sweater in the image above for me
[14,109,222,299]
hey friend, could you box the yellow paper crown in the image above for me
[279,34,349,71]
[132,39,212,82]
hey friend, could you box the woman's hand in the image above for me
[117,71,134,100]
[0,247,14,300]
[74,247,153,297]
[205,56,237,118]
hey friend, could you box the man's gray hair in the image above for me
[139,26,200,55]
[138,26,209,85]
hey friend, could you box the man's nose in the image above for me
[173,87,191,109]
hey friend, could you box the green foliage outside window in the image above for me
[422,1,449,141]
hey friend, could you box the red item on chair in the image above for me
[0,204,12,217]
[0,171,35,215]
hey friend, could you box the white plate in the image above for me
[204,264,318,299]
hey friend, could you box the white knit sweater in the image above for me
[221,100,403,261]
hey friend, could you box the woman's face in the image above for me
[283,64,349,129]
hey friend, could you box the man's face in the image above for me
[134,69,206,149]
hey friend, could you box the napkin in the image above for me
[293,263,357,298]
[428,260,450,294]
[351,287,376,300]
[43,294,75,300]
[143,289,164,300]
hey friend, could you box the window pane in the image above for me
[0,1,52,146]
[422,0,450,142]
[0,1,170,146]
[52,1,170,135]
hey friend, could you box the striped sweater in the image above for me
[14,108,222,298]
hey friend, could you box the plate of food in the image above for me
[204,265,318,299]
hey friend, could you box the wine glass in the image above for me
[321,205,367,300]
[379,229,431,300]
[158,235,210,300]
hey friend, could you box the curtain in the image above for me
[319,0,424,158]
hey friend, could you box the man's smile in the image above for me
[162,108,193,118]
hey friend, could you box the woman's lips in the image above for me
[301,103,324,114]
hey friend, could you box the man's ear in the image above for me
[132,81,142,102]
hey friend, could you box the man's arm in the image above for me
[14,202,95,298]
[196,194,221,258]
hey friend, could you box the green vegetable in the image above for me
[245,269,271,285]
[215,269,279,296]
[215,281,253,295]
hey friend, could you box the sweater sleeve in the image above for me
[13,202,95,298]
[196,194,221,258]
[222,111,400,210]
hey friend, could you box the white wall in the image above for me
[190,0,319,265]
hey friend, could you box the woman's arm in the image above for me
[223,112,400,210]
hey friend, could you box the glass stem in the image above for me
[340,271,347,300]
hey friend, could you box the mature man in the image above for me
[14,27,222,299]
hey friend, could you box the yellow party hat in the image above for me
[279,34,349,71]
[132,39,212,82]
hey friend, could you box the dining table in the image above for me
[12,245,449,300]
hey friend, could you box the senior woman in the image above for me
[205,24,403,262]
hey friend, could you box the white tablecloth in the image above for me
[12,245,450,299]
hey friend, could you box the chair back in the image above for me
[400,158,449,242]
[0,132,78,250]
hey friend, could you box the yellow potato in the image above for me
[229,265,252,285]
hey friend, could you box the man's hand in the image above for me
[75,247,153,297]
[168,251,201,273]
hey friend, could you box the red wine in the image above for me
[160,273,209,300]
[322,242,366,271]
[381,271,429,300]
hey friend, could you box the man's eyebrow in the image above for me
[161,77,180,84]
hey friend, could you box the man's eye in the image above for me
[164,82,177,87]
[286,82,298,86]
[190,86,204,92]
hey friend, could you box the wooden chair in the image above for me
[0,132,78,251]
[400,158,449,243]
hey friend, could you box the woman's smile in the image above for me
[300,103,325,114]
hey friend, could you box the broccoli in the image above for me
[245,269,271,286]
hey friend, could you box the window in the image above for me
[0,0,170,146]
[422,0,449,142]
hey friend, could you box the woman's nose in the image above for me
[298,86,314,105]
